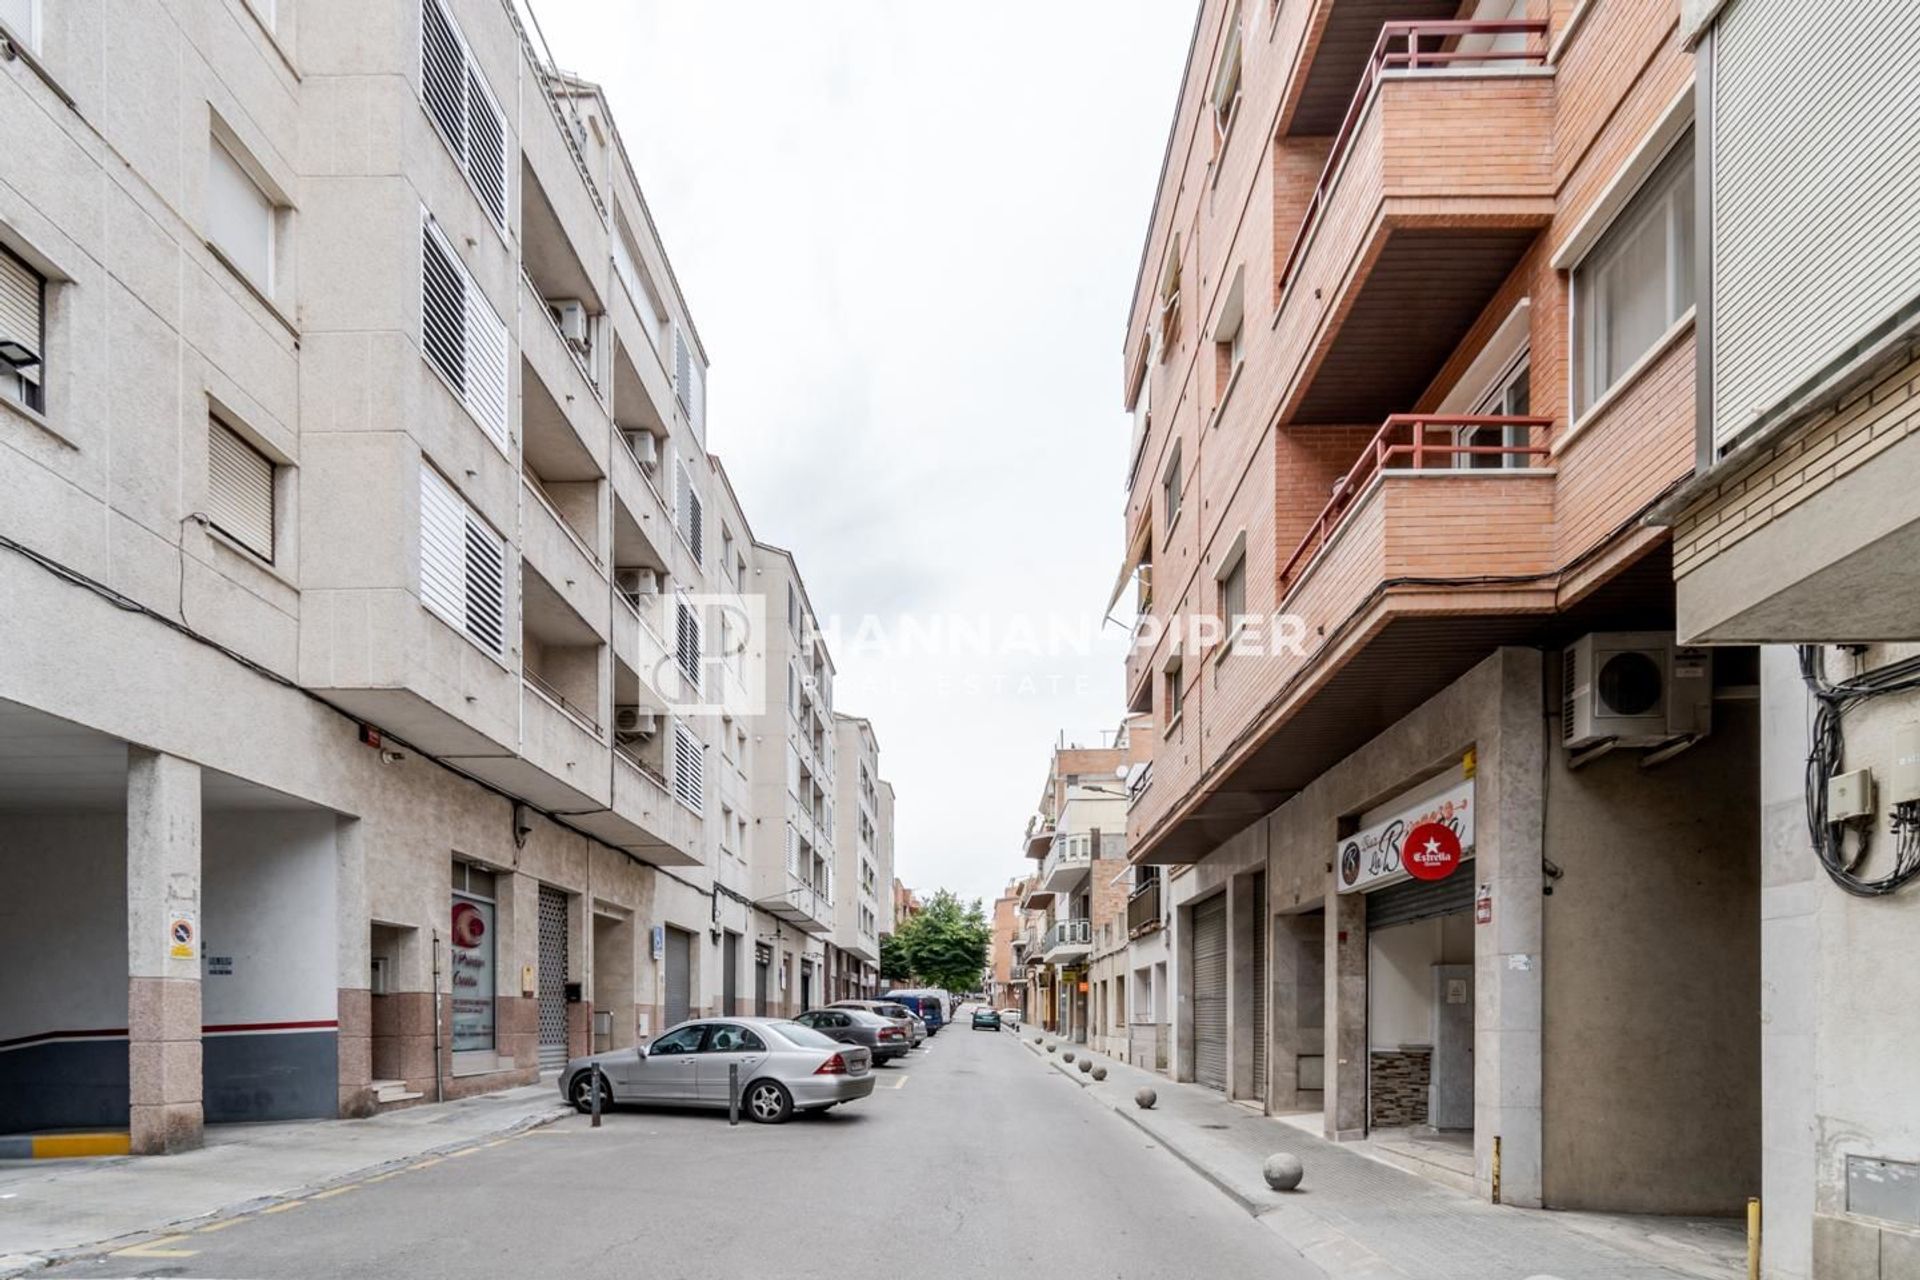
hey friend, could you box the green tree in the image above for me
[879,931,913,984]
[888,889,991,993]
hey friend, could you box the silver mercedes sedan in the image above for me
[559,1017,874,1124]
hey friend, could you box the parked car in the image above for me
[971,1008,1001,1031]
[793,1007,910,1064]
[880,991,945,1034]
[998,1007,1022,1029]
[829,999,925,1047]
[559,1018,874,1124]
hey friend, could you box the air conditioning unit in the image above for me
[622,429,658,470]
[1562,632,1712,749]
[553,299,590,350]
[615,705,659,739]
[615,567,660,598]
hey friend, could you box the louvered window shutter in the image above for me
[465,65,507,226]
[686,487,704,564]
[0,248,43,394]
[675,596,701,694]
[462,513,505,655]
[672,721,704,810]
[207,420,275,560]
[673,330,693,413]
[420,0,507,231]
[419,464,505,657]
[421,216,509,450]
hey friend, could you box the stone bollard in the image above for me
[1262,1153,1305,1192]
[1063,1051,1075,1063]
[1046,1043,1057,1054]
[1077,1058,1092,1074]
[1135,1087,1157,1110]
[1092,1067,1107,1081]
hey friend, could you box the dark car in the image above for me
[791,1007,910,1064]
[971,1008,1001,1031]
[882,991,945,1034]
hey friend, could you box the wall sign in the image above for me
[450,894,496,1052]
[168,911,197,960]
[1403,822,1463,881]
[650,924,666,961]
[1336,774,1475,894]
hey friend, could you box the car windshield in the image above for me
[766,1021,840,1050]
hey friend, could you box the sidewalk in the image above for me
[0,1083,569,1274]
[1018,1034,1744,1280]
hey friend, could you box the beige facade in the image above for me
[0,0,889,1150]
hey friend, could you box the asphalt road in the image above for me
[43,1016,1316,1280]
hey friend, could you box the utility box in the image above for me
[1892,723,1920,805]
[1828,768,1877,823]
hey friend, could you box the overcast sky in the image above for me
[530,1,1196,910]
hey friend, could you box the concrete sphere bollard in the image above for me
[1046,1043,1057,1054]
[1063,1051,1075,1063]
[1135,1087,1157,1109]
[1262,1153,1305,1192]
[1077,1058,1093,1074]
[1092,1067,1108,1081]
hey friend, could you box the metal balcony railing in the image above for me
[525,668,601,737]
[1277,19,1551,300]
[1278,413,1555,593]
[1047,918,1092,952]
[1041,832,1094,885]
[1127,878,1162,935]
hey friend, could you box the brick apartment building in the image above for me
[1111,0,1759,1215]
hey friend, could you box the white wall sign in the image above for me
[1335,773,1476,894]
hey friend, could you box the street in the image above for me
[36,1023,1314,1280]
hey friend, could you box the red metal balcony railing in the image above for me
[1276,19,1550,301]
[1278,413,1554,592]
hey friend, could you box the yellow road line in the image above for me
[363,1171,400,1183]
[310,1185,359,1200]
[112,1235,197,1258]
[261,1200,304,1214]
[196,1218,248,1234]
[409,1157,444,1169]
[446,1147,478,1158]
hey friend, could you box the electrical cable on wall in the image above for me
[1799,644,1920,897]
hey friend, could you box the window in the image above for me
[450,862,496,1052]
[207,419,275,561]
[420,0,507,229]
[674,461,704,562]
[788,582,800,637]
[721,527,736,586]
[648,1024,706,1055]
[1210,5,1244,151]
[1217,551,1246,656]
[208,135,276,293]
[703,1025,765,1053]
[1457,354,1533,470]
[1164,655,1184,727]
[419,463,506,657]
[1161,443,1183,531]
[675,595,701,693]
[672,327,705,431]
[0,0,37,50]
[1573,134,1694,415]
[1158,236,1182,355]
[671,720,704,810]
[0,246,45,414]
[421,214,510,450]
[1213,268,1245,403]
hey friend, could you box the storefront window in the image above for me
[451,862,496,1052]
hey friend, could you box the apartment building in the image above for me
[0,0,890,1154]
[988,876,1030,1013]
[1647,5,1920,1274]
[1113,0,1758,1213]
[827,713,889,1003]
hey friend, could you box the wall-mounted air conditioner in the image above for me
[615,705,659,739]
[1562,632,1711,749]
[622,429,658,469]
[615,567,660,601]
[554,299,590,350]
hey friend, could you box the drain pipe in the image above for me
[432,929,445,1104]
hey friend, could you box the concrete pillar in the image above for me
[334,817,373,1118]
[1325,888,1366,1140]
[126,749,202,1155]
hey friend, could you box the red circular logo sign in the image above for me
[451,901,487,949]
[1402,822,1463,881]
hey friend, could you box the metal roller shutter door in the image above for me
[664,927,692,1029]
[1249,877,1267,1101]
[536,887,568,1071]
[1192,895,1228,1092]
[1365,874,1474,931]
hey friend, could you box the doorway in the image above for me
[1364,877,1475,1179]
[663,926,692,1029]
[1192,894,1229,1092]
[537,887,569,1072]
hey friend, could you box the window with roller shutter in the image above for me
[419,0,507,230]
[421,215,509,451]
[0,246,45,413]
[207,419,275,562]
[419,463,506,657]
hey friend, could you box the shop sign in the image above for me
[1403,822,1463,881]
[450,894,495,1052]
[1335,774,1475,894]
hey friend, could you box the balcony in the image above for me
[521,274,608,472]
[759,880,833,935]
[1275,19,1554,426]
[1038,832,1094,895]
[1127,878,1162,937]
[522,476,609,642]
[1042,918,1092,963]
[558,744,702,867]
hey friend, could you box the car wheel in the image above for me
[744,1079,793,1125]
[569,1071,611,1115]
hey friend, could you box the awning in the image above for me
[1105,519,1152,616]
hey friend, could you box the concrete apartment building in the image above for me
[1112,0,1759,1214]
[1646,4,1920,1274]
[827,713,887,1003]
[0,0,891,1154]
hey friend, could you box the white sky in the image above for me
[528,1,1197,909]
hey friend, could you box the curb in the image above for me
[0,1105,571,1279]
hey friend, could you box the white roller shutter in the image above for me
[207,420,274,561]
[420,0,507,229]
[672,720,704,811]
[1710,0,1920,453]
[0,247,43,391]
[419,463,505,657]
[421,215,509,451]
[1192,894,1228,1092]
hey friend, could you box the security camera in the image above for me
[378,749,406,766]
[513,802,535,849]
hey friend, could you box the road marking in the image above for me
[408,1157,444,1170]
[261,1200,304,1214]
[482,1138,513,1148]
[112,1235,198,1258]
[363,1171,399,1184]
[196,1217,249,1233]
[310,1185,359,1200]
[446,1146,479,1158]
